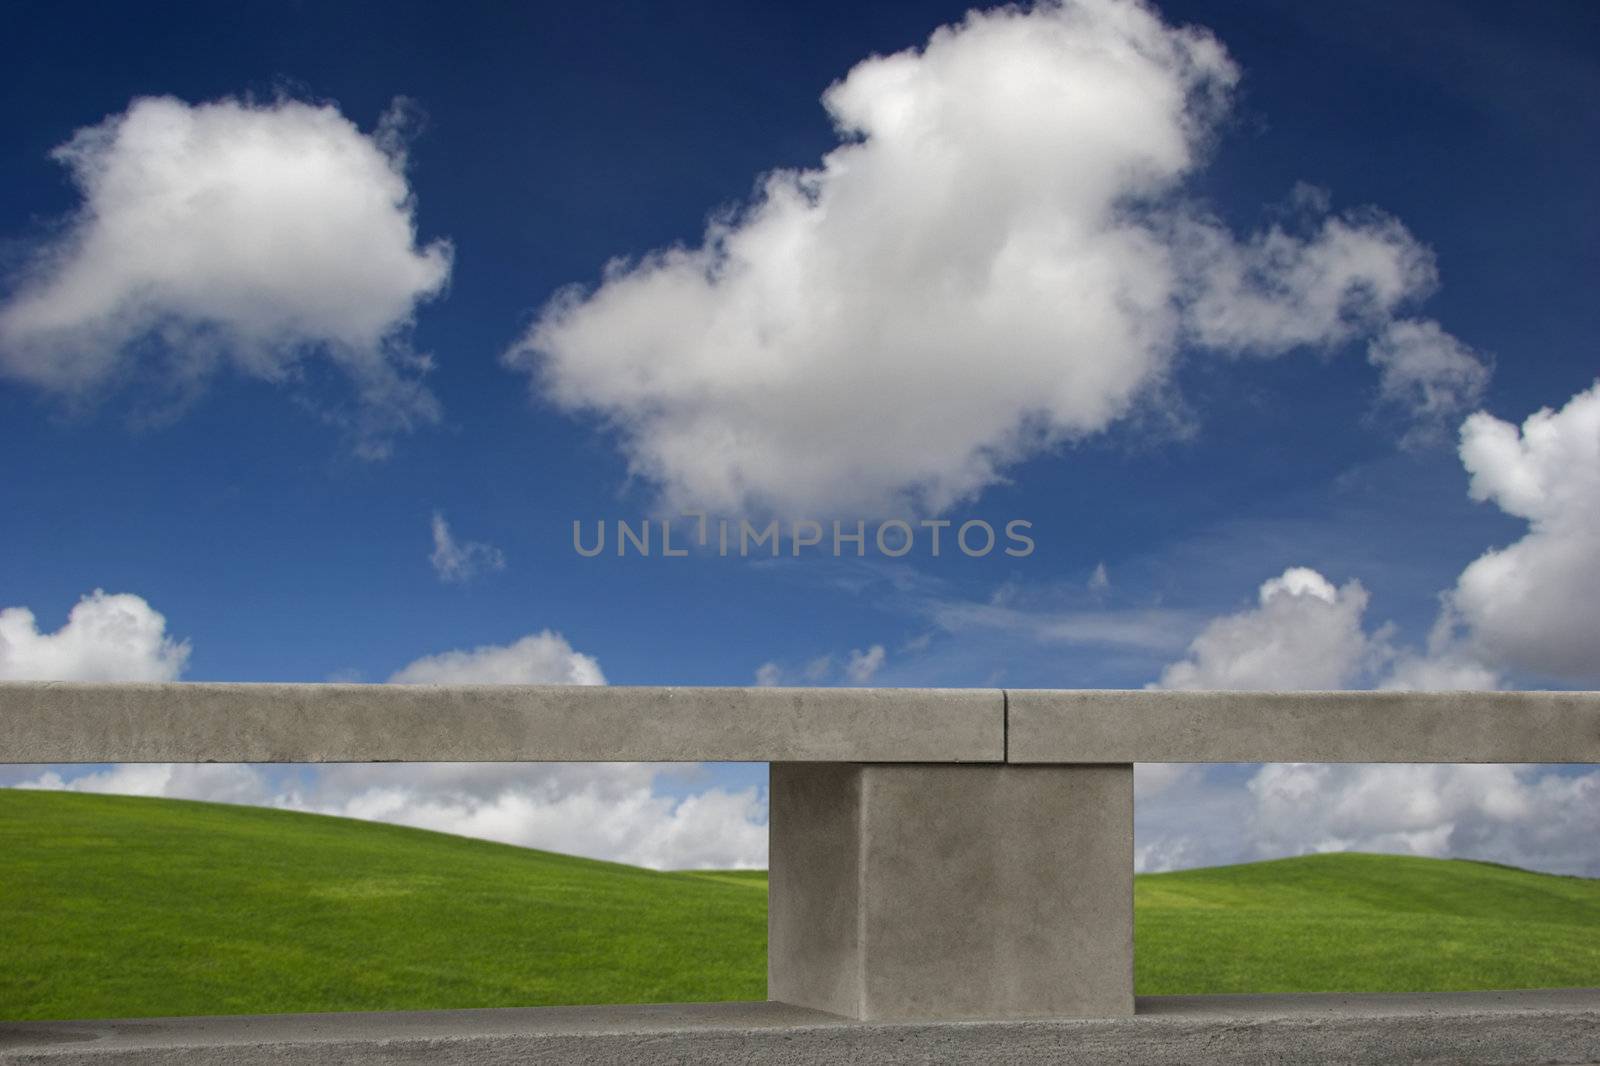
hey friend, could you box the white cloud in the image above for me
[284,768,768,871]
[18,760,769,870]
[1177,208,1436,355]
[268,760,767,870]
[1381,611,1502,691]
[1149,385,1600,693]
[1152,567,1386,690]
[0,590,189,681]
[507,0,1463,518]
[388,631,605,685]
[1136,761,1600,877]
[1367,318,1491,444]
[21,763,272,806]
[752,641,890,686]
[429,512,506,583]
[1381,650,1502,692]
[1088,561,1111,595]
[1450,381,1600,683]
[0,95,452,456]
[844,644,886,683]
[932,599,1197,653]
[1249,763,1600,876]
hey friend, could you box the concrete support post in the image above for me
[768,762,1133,1021]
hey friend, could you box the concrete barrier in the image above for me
[3,682,1598,1036]
[1007,689,1600,763]
[0,683,1003,763]
[6,683,1595,765]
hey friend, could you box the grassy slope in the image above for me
[1136,851,1600,994]
[0,790,765,1020]
[3,791,1597,1020]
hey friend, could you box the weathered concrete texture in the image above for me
[1008,688,1600,764]
[769,762,1133,1021]
[7,683,1598,766]
[4,991,1598,1064]
[0,684,1003,764]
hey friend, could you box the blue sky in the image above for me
[1,0,1597,872]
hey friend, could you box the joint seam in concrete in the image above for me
[1002,688,1010,763]
[855,767,868,1020]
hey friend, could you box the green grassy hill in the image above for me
[1136,852,1600,994]
[3,790,1597,1021]
[0,790,765,1021]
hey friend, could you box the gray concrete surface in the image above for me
[4,991,1597,1064]
[1008,688,1600,764]
[0,683,1003,763]
[768,762,1133,1020]
[7,682,1597,766]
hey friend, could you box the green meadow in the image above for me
[3,790,1596,1020]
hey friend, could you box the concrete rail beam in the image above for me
[1007,688,1600,764]
[6,683,1598,766]
[0,683,1004,764]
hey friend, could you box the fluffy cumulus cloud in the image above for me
[387,631,605,685]
[1155,379,1600,695]
[507,0,1482,517]
[1450,381,1600,683]
[0,590,188,681]
[1245,763,1600,873]
[429,512,506,584]
[1381,615,1503,692]
[1150,557,1514,693]
[0,95,451,456]
[1136,761,1600,877]
[1153,568,1384,690]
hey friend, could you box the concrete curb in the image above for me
[4,991,1598,1065]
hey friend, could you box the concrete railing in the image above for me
[3,683,1599,1064]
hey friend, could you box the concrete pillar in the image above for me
[768,762,1133,1021]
